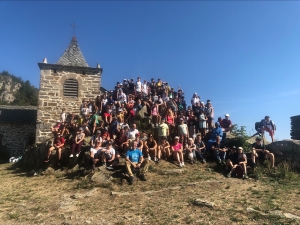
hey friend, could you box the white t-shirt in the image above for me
[60,112,66,123]
[118,93,127,102]
[127,129,139,139]
[81,107,90,116]
[191,97,200,105]
[136,81,142,92]
[90,147,101,156]
[178,124,188,135]
[142,83,148,94]
[102,147,116,157]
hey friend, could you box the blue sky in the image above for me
[0,1,299,141]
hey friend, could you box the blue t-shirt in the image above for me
[210,128,223,140]
[126,149,142,163]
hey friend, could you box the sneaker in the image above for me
[243,174,249,179]
[92,164,95,170]
[76,154,79,157]
[202,159,206,164]
[156,158,160,163]
[154,156,158,162]
[181,162,185,167]
[176,162,181,167]
[227,172,231,178]
[140,174,147,181]
[148,156,152,161]
[106,166,114,170]
[129,176,134,185]
[179,163,183,167]
[69,154,74,158]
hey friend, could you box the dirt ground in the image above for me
[0,159,300,225]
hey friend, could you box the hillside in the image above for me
[0,71,38,106]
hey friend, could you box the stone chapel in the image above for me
[36,36,102,143]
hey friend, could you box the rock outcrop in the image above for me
[0,76,22,103]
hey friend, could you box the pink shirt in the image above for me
[172,143,182,151]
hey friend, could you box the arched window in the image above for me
[64,79,78,97]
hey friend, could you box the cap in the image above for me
[194,92,197,95]
[180,118,184,121]
[256,136,262,141]
[232,146,236,149]
[120,83,123,86]
[123,79,127,81]
[238,147,243,150]
[225,114,230,117]
[174,136,179,140]
[79,127,83,131]
[96,130,101,134]
[57,120,60,123]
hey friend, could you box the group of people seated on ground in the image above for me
[46,77,275,184]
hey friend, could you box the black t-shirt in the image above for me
[129,82,135,90]
[212,142,225,150]
[195,140,205,149]
[252,142,265,150]
[226,152,238,164]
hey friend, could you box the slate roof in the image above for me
[56,36,89,67]
[0,107,37,124]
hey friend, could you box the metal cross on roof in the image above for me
[71,22,77,36]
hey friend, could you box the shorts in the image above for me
[263,127,274,137]
[208,116,214,120]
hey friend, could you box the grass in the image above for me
[0,159,299,224]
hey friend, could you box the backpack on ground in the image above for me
[235,165,244,178]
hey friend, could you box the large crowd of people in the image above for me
[46,77,275,184]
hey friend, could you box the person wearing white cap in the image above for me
[222,114,232,132]
[171,136,184,167]
[227,147,248,179]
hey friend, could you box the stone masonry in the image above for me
[36,36,102,143]
[0,106,37,156]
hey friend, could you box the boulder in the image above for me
[267,140,300,169]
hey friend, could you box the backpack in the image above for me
[235,165,244,178]
[255,122,261,131]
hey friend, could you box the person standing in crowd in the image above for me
[205,101,214,130]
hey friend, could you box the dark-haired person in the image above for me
[261,116,276,143]
[70,127,85,158]
[251,136,275,168]
[125,140,149,184]
[211,136,227,164]
[85,139,102,170]
[100,142,119,170]
[158,136,170,160]
[194,134,206,163]
[45,133,65,165]
[143,133,157,161]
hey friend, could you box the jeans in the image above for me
[125,159,149,176]
[214,150,226,162]
[195,148,206,160]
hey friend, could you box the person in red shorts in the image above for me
[45,133,65,165]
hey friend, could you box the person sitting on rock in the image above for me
[225,146,238,172]
[143,133,157,161]
[251,136,275,168]
[90,130,102,148]
[171,136,184,167]
[100,141,119,170]
[194,134,206,163]
[125,140,149,185]
[84,139,102,170]
[227,147,248,179]
[184,138,196,164]
[45,133,65,165]
[211,135,227,165]
[70,127,85,158]
[114,129,129,156]
[157,136,170,161]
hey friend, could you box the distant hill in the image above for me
[0,71,38,106]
